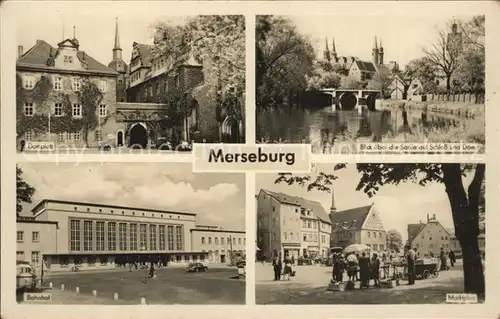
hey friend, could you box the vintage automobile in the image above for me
[186,262,208,273]
[16,261,38,291]
[236,260,246,279]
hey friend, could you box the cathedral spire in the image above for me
[332,37,336,53]
[114,17,121,50]
[330,185,337,215]
[113,17,123,60]
[373,36,378,49]
[323,36,331,61]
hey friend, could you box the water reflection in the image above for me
[256,106,479,153]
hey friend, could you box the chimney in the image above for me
[18,45,23,58]
[419,220,422,224]
[433,214,436,220]
[427,214,430,222]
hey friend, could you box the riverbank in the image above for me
[380,99,484,118]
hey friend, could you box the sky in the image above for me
[256,164,477,240]
[18,162,245,230]
[288,15,473,69]
[16,5,191,68]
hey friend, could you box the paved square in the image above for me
[255,262,481,304]
[23,267,245,305]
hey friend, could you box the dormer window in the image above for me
[72,78,81,91]
[64,55,73,63]
[23,76,35,89]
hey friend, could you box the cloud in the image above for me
[19,163,244,230]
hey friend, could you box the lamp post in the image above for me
[141,246,148,284]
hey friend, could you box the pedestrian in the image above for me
[283,258,292,281]
[272,258,281,281]
[346,252,358,282]
[338,254,345,283]
[355,253,361,281]
[149,262,156,279]
[371,253,381,287]
[331,253,338,282]
[449,251,456,267]
[439,247,448,271]
[406,245,416,285]
[358,252,371,289]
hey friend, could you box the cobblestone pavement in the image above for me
[255,262,478,304]
[21,266,244,305]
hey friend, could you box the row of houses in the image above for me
[256,188,484,261]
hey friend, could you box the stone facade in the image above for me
[16,38,119,149]
[17,200,244,272]
[407,214,453,257]
[330,203,387,253]
[256,189,332,261]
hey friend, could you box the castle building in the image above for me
[322,36,399,83]
[16,29,119,149]
[256,189,332,261]
[107,18,128,102]
[16,199,245,272]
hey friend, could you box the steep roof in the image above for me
[261,189,331,224]
[353,60,377,72]
[17,40,118,75]
[133,42,152,67]
[407,223,426,243]
[329,204,373,230]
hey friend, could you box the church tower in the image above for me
[378,38,384,65]
[323,37,331,61]
[330,185,337,215]
[108,17,128,102]
[331,37,338,61]
[372,36,379,65]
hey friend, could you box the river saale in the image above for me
[256,106,484,154]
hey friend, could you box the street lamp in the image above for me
[141,246,148,284]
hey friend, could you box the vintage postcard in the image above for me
[15,162,246,305]
[256,15,485,154]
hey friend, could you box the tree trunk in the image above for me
[446,75,451,93]
[441,164,485,295]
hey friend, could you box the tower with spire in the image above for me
[331,37,338,61]
[323,37,331,62]
[378,38,384,65]
[108,17,128,102]
[372,36,379,65]
[330,185,337,215]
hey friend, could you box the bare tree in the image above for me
[423,27,461,92]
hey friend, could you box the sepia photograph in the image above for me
[16,9,245,154]
[255,163,485,304]
[15,162,246,304]
[256,15,485,153]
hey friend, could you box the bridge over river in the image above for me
[319,88,382,112]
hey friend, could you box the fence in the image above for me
[414,92,485,104]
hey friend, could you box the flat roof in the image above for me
[190,229,245,234]
[32,199,197,217]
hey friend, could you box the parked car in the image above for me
[16,261,37,291]
[186,262,208,273]
[236,260,246,279]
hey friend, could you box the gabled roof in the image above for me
[260,189,331,224]
[353,60,377,72]
[407,223,426,243]
[329,203,373,230]
[132,42,152,67]
[17,40,118,75]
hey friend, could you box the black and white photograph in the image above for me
[16,7,245,154]
[16,162,246,304]
[255,163,485,304]
[256,15,485,153]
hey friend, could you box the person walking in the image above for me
[272,258,282,281]
[449,250,456,267]
[358,252,371,289]
[440,247,448,271]
[371,253,381,287]
[406,245,416,285]
[283,258,292,281]
[346,252,358,282]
